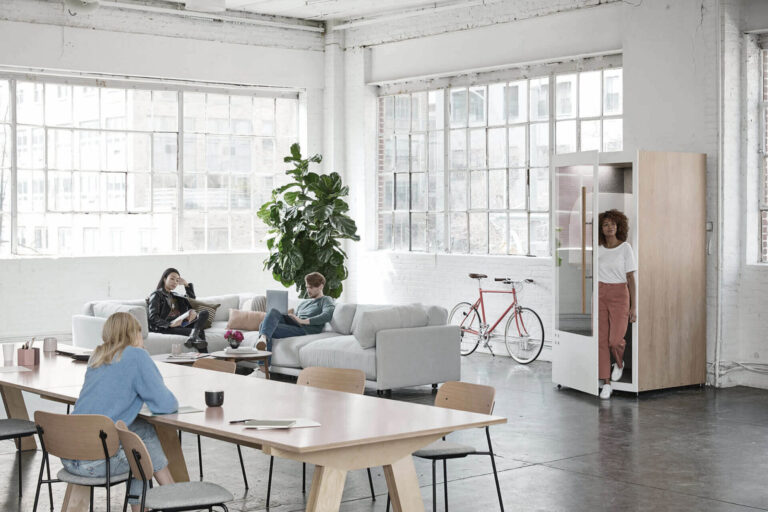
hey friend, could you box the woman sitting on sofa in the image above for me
[147,267,208,352]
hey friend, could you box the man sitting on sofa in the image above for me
[256,272,335,352]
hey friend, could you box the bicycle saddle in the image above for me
[468,273,487,279]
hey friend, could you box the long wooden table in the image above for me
[0,350,506,512]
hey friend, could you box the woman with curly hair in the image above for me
[597,209,637,399]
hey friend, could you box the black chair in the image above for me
[386,381,503,512]
[0,418,38,498]
[33,411,129,512]
[116,420,233,512]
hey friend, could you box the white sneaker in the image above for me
[600,384,612,399]
[611,363,624,382]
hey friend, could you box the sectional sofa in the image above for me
[72,293,461,393]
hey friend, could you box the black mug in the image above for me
[205,390,224,407]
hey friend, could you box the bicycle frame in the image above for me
[462,285,530,338]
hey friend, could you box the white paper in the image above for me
[0,366,32,373]
[244,418,321,430]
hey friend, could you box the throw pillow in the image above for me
[251,295,267,312]
[329,303,357,335]
[227,309,266,331]
[353,304,429,349]
[92,303,149,339]
[187,298,219,329]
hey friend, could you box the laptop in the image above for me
[265,289,289,315]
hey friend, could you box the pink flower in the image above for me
[235,331,244,341]
[225,329,232,338]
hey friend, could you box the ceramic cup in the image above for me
[205,390,224,407]
[43,337,57,353]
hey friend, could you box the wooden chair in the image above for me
[266,367,376,507]
[0,418,38,497]
[190,358,248,489]
[386,381,504,512]
[116,420,233,511]
[32,411,129,512]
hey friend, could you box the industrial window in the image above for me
[0,76,299,256]
[760,48,768,262]
[376,66,623,256]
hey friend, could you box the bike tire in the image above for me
[504,307,545,364]
[449,302,482,356]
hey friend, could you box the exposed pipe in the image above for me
[331,0,491,31]
[98,1,325,32]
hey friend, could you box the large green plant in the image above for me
[257,143,360,298]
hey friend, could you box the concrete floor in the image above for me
[2,355,768,511]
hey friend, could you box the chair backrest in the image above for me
[434,381,495,415]
[297,367,366,395]
[193,358,236,373]
[115,420,154,480]
[34,411,120,461]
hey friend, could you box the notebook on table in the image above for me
[266,289,289,315]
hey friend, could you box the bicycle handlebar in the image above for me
[494,277,535,283]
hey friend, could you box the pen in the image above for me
[229,419,253,424]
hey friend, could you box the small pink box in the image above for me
[17,348,40,366]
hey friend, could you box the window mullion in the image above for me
[10,79,17,255]
[443,88,450,253]
[177,90,184,252]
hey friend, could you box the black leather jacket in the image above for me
[147,283,196,331]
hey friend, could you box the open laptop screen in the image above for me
[265,289,289,314]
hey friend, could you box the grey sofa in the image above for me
[72,294,460,392]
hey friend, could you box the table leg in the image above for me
[0,384,37,450]
[155,423,190,482]
[384,456,425,512]
[61,483,90,511]
[262,357,270,379]
[306,466,347,512]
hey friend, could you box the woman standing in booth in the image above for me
[597,209,637,399]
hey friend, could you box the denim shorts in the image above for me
[61,418,168,504]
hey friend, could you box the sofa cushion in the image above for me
[270,333,338,368]
[92,303,149,339]
[251,296,267,312]
[349,305,390,334]
[329,303,357,335]
[187,299,219,329]
[425,305,448,326]
[299,336,377,381]
[227,309,266,331]
[353,304,429,349]
[196,295,239,322]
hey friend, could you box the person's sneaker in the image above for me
[193,338,208,353]
[611,363,624,382]
[184,336,195,348]
[255,335,267,351]
[600,384,612,399]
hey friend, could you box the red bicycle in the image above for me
[449,273,545,363]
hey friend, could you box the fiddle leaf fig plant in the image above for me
[257,143,360,298]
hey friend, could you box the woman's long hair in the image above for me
[156,267,180,291]
[89,313,142,368]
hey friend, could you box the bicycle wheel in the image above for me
[449,302,482,356]
[504,307,544,364]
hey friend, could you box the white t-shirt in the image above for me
[598,242,637,284]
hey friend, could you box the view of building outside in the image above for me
[0,78,299,257]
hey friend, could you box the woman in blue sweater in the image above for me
[63,312,178,511]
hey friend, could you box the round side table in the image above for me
[209,350,272,379]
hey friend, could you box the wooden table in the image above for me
[0,352,505,512]
[209,349,272,379]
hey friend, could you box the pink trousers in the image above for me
[598,282,629,380]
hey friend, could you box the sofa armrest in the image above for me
[375,325,460,390]
[72,315,106,350]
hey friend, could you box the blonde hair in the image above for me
[89,312,142,368]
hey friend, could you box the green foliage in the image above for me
[257,143,360,298]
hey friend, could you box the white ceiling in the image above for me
[157,0,473,22]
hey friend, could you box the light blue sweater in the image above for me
[72,346,178,425]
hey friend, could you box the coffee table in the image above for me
[210,350,272,379]
[151,353,210,365]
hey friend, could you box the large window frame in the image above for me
[760,48,768,262]
[376,57,623,257]
[0,72,300,257]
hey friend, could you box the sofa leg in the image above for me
[377,390,392,398]
[432,383,438,392]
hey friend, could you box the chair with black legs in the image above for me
[386,381,504,512]
[32,411,129,512]
[266,367,377,508]
[116,420,233,511]
[190,357,249,489]
[0,418,38,498]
